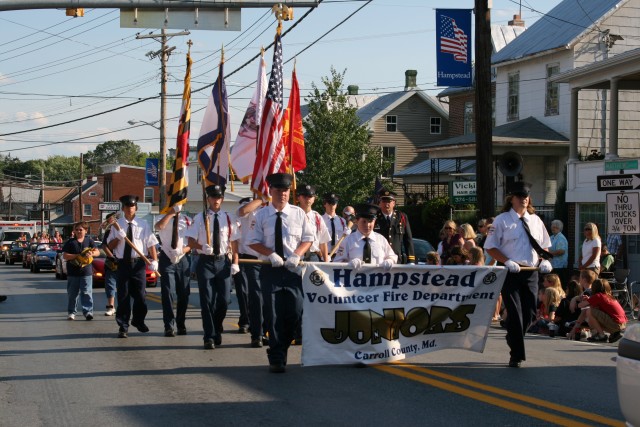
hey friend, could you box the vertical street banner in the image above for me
[436,9,472,87]
[145,158,159,186]
[301,263,507,367]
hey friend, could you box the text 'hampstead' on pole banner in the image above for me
[436,9,473,87]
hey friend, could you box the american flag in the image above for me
[440,15,468,63]
[251,30,286,200]
[197,60,230,187]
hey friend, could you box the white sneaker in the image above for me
[105,307,115,316]
[67,313,75,320]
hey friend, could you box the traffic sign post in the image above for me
[99,202,122,212]
[597,174,640,191]
[606,192,640,235]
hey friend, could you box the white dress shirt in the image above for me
[232,207,260,257]
[186,210,235,255]
[322,213,349,252]
[334,230,398,264]
[306,210,331,252]
[106,216,159,259]
[156,214,192,260]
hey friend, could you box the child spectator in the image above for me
[468,247,485,266]
[554,280,582,337]
[583,279,627,343]
[447,246,469,265]
[425,251,440,266]
[567,270,597,340]
[459,223,477,251]
[542,273,566,299]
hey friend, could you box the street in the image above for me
[0,264,628,427]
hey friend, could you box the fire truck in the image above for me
[0,221,48,261]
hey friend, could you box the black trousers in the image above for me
[115,258,147,330]
[501,269,538,361]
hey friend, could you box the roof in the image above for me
[395,158,476,177]
[492,0,625,66]
[66,181,98,202]
[50,214,74,225]
[356,89,449,128]
[44,188,74,204]
[421,116,569,150]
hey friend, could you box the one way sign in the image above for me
[597,174,640,191]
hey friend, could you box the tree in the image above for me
[84,140,146,174]
[43,156,81,184]
[300,68,390,208]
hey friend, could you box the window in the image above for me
[386,115,397,132]
[430,117,441,134]
[508,72,520,121]
[545,64,560,116]
[381,146,396,178]
[83,204,91,217]
[544,160,557,205]
[89,191,97,197]
[463,102,474,135]
[104,180,112,202]
[144,187,154,204]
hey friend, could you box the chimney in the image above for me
[347,85,359,95]
[508,14,525,27]
[405,70,417,91]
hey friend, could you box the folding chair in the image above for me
[610,268,632,313]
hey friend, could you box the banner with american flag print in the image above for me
[436,9,472,87]
[251,27,286,200]
[161,51,192,214]
[197,59,230,187]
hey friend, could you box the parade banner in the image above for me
[436,9,472,87]
[145,158,159,186]
[301,263,507,366]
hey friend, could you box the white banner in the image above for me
[301,263,507,367]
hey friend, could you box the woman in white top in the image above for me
[579,222,601,274]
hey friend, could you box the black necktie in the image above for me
[123,222,132,261]
[275,212,284,258]
[519,217,553,260]
[213,213,220,255]
[363,237,372,263]
[330,217,336,246]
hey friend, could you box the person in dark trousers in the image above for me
[154,204,193,337]
[485,182,553,368]
[374,189,415,264]
[107,195,159,338]
[63,221,100,321]
[247,173,314,373]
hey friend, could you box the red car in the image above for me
[91,250,158,288]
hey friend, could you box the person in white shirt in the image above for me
[186,184,237,350]
[154,205,192,337]
[322,192,351,257]
[334,203,397,269]
[296,185,330,262]
[247,173,314,373]
[106,195,159,338]
[485,182,553,368]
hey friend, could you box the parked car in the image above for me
[412,238,436,264]
[22,243,39,268]
[57,246,158,288]
[617,323,640,426]
[29,244,58,273]
[3,241,27,265]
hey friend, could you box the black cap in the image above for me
[266,173,293,189]
[323,193,339,204]
[119,195,139,207]
[297,184,316,197]
[205,184,226,198]
[355,203,379,219]
[378,189,397,200]
[238,197,252,205]
[508,182,531,197]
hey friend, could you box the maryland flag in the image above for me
[161,51,192,214]
[282,68,306,173]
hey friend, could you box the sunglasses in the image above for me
[584,228,592,231]
[444,226,454,230]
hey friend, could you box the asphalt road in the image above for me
[0,264,630,427]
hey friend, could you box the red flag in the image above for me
[282,69,306,172]
[251,28,286,200]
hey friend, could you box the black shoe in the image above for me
[131,321,149,333]
[508,358,522,368]
[269,363,286,373]
[177,328,187,336]
[0,295,7,302]
[238,325,249,334]
[85,313,93,321]
[609,331,623,343]
[262,336,269,345]
[251,339,263,348]
[164,329,176,337]
[214,336,222,346]
[118,329,128,339]
[293,337,302,345]
[204,339,215,349]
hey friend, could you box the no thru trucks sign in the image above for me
[606,192,640,235]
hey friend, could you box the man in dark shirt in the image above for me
[63,221,100,321]
[374,189,415,264]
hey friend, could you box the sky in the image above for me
[0,0,560,164]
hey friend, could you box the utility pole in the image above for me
[40,168,44,234]
[136,29,189,210]
[79,153,84,223]
[475,0,494,218]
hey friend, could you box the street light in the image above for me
[128,118,166,209]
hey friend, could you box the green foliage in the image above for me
[299,67,391,209]
[43,156,81,184]
[420,196,452,245]
[84,139,146,174]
